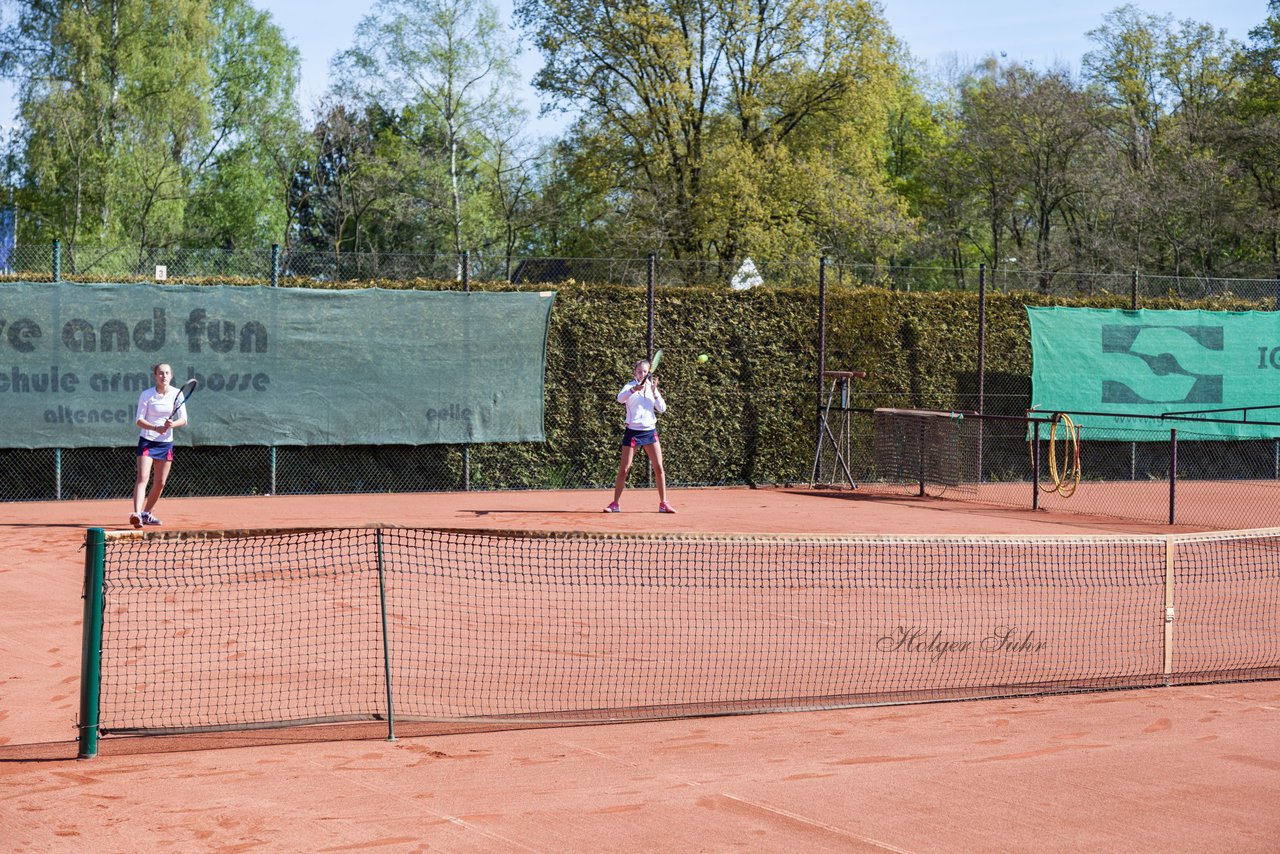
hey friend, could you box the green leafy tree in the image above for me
[1084,8,1249,275]
[892,72,984,280]
[482,127,545,276]
[333,0,523,273]
[520,134,632,258]
[0,0,301,265]
[957,61,1107,287]
[1084,5,1168,173]
[518,0,905,272]
[2,0,213,266]
[186,0,304,249]
[291,102,393,255]
[1231,0,1280,271]
[1158,17,1242,145]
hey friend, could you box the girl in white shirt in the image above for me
[604,358,674,513]
[129,363,188,528]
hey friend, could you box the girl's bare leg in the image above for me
[645,441,667,504]
[612,445,636,503]
[143,459,172,514]
[133,456,153,515]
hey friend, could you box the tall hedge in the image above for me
[457,281,1273,489]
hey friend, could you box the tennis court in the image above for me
[3,487,1279,851]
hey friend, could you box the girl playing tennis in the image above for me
[605,357,675,513]
[129,363,188,528]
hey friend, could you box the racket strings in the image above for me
[172,379,199,418]
[642,349,663,390]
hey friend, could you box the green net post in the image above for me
[77,527,106,759]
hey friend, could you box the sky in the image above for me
[883,0,1264,70]
[0,0,1270,142]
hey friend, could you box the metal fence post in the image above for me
[645,254,656,488]
[1169,428,1178,525]
[269,244,281,492]
[1129,267,1141,482]
[52,239,60,282]
[463,250,471,491]
[977,263,986,414]
[976,263,987,480]
[646,253,656,358]
[1031,424,1040,511]
[815,256,828,473]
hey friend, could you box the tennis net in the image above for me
[870,408,984,496]
[78,526,1280,754]
[857,407,1280,529]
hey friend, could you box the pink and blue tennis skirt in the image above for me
[621,427,659,448]
[136,438,175,460]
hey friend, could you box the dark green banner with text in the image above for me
[1028,306,1280,439]
[0,282,554,448]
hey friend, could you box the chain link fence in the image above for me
[4,241,1280,530]
[0,387,818,503]
[814,408,1280,531]
[4,242,1278,299]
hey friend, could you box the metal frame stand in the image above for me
[811,370,864,489]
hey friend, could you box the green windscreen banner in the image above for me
[1028,306,1280,439]
[0,282,555,448]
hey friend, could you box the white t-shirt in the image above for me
[136,385,184,442]
[618,380,667,430]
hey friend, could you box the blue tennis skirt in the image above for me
[621,427,659,448]
[136,438,175,460]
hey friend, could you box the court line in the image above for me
[1182,689,1280,712]
[718,793,919,853]
[303,755,544,853]
[562,739,917,850]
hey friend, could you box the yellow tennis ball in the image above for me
[697,354,709,363]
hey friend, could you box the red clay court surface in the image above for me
[3,486,1278,852]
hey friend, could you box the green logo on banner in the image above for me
[1100,325,1222,405]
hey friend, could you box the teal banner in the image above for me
[0,282,555,448]
[1028,306,1280,439]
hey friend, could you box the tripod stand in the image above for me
[811,369,865,489]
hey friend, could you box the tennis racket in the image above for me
[168,378,198,424]
[640,349,663,389]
